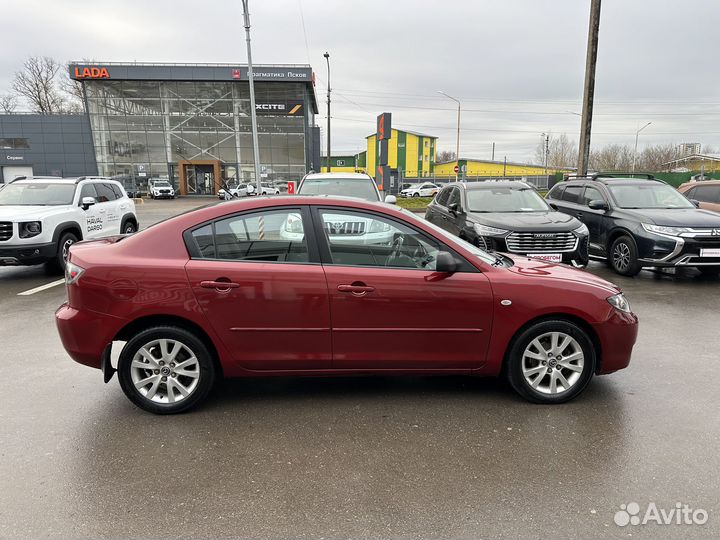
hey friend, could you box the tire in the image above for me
[117,326,216,414]
[698,267,720,277]
[49,231,78,272]
[122,221,137,234]
[609,235,642,276]
[506,319,596,404]
[413,192,420,198]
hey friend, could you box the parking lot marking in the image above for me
[17,279,65,296]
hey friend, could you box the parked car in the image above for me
[258,182,280,196]
[678,179,720,213]
[273,180,291,193]
[297,172,396,203]
[217,182,248,200]
[56,195,638,414]
[400,182,440,198]
[426,181,589,266]
[149,180,175,199]
[546,174,720,277]
[0,176,138,270]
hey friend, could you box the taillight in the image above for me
[65,261,85,285]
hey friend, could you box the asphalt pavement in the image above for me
[1,197,718,540]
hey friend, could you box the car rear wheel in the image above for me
[506,320,596,404]
[118,326,216,414]
[609,235,642,276]
[122,221,137,234]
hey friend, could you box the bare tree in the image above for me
[589,144,634,171]
[535,133,577,168]
[638,143,681,171]
[436,150,456,162]
[0,94,18,113]
[12,56,66,113]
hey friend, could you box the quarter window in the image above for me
[190,209,309,263]
[319,209,442,270]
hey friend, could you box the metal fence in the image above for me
[393,174,551,193]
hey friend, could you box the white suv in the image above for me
[0,176,138,270]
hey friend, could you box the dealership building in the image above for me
[0,62,321,194]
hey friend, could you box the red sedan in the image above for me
[56,196,638,414]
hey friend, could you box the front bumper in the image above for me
[0,242,56,266]
[152,192,175,199]
[477,234,589,266]
[639,234,720,267]
[592,309,639,374]
[55,303,126,370]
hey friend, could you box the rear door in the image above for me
[425,186,451,227]
[314,206,493,371]
[184,206,332,371]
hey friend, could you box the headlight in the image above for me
[573,223,589,236]
[642,223,691,236]
[473,224,509,236]
[369,220,391,233]
[607,293,631,313]
[20,221,42,239]
[284,213,304,233]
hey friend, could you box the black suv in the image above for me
[426,181,589,266]
[546,174,720,276]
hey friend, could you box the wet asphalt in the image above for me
[0,198,719,540]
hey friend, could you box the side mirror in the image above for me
[588,199,608,211]
[435,251,459,274]
[690,199,701,208]
[448,202,462,215]
[81,196,96,210]
[384,195,397,205]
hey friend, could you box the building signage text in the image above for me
[74,67,110,79]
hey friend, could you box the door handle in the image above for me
[576,212,584,218]
[337,284,375,295]
[200,280,240,290]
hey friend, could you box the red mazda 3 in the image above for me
[56,196,638,414]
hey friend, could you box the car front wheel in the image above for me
[506,320,596,404]
[118,326,216,414]
[609,235,641,276]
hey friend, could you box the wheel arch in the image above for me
[120,212,138,229]
[52,221,84,243]
[113,314,224,378]
[502,313,603,375]
[606,227,636,252]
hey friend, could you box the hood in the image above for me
[505,254,620,293]
[621,208,720,227]
[468,210,580,232]
[0,205,70,220]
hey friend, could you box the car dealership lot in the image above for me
[1,198,718,539]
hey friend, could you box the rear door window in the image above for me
[562,185,583,203]
[95,183,117,203]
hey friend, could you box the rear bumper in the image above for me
[0,242,56,266]
[592,310,639,374]
[55,303,126,370]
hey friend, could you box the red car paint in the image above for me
[56,196,637,380]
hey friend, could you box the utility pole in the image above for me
[241,0,262,194]
[503,156,507,177]
[491,142,495,161]
[577,0,602,176]
[438,91,460,181]
[324,52,331,172]
[542,133,549,175]
[632,121,652,173]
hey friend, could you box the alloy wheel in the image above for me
[61,239,74,262]
[124,223,136,234]
[613,242,631,272]
[521,331,585,395]
[130,339,200,404]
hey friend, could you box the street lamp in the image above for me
[241,0,262,194]
[438,90,460,180]
[324,52,331,172]
[632,121,652,173]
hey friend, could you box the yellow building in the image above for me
[320,152,367,173]
[366,129,437,178]
[663,153,720,173]
[434,158,571,179]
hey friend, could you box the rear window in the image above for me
[562,185,583,203]
[298,177,379,202]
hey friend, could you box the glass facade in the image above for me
[83,79,312,193]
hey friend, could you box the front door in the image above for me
[581,185,609,256]
[185,207,331,370]
[315,207,493,370]
[77,182,105,239]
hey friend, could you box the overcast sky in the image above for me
[2,0,719,162]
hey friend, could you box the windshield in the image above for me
[407,209,499,265]
[466,187,549,212]
[608,184,695,209]
[0,183,76,206]
[299,178,380,201]
[154,182,171,188]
